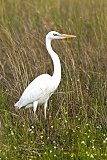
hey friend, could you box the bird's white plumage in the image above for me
[14,31,76,118]
[15,74,55,108]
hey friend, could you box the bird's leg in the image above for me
[33,101,38,118]
[44,100,48,119]
[44,100,50,143]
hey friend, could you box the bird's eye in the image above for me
[53,33,58,36]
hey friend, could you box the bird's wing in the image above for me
[15,74,52,108]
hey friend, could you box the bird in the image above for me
[14,31,76,119]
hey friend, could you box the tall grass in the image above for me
[0,0,107,159]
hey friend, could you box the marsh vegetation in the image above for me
[0,0,107,159]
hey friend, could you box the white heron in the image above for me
[14,31,76,119]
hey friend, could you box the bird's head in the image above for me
[46,31,76,40]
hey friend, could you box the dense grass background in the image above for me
[0,0,107,159]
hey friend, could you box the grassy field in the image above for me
[0,0,107,159]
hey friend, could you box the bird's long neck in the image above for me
[46,38,61,84]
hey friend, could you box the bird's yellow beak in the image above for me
[62,34,76,39]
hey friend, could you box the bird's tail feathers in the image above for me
[14,101,22,109]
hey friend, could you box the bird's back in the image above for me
[15,74,55,109]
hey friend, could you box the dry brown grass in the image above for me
[0,0,107,120]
